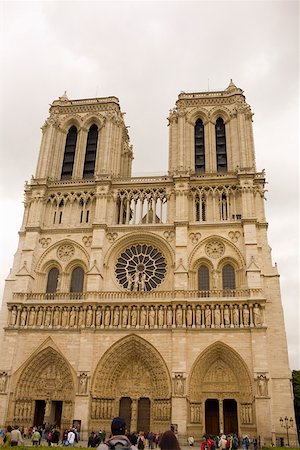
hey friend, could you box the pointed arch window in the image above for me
[46,267,59,293]
[216,117,227,172]
[222,264,236,291]
[198,265,210,292]
[195,119,205,173]
[70,266,84,293]
[61,125,78,179]
[83,124,98,178]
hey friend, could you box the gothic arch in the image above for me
[189,234,245,270]
[36,239,90,273]
[92,334,172,400]
[59,115,83,133]
[188,341,253,403]
[187,107,210,125]
[82,113,105,130]
[210,106,231,124]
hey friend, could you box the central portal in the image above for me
[137,398,150,433]
[119,397,132,430]
[205,399,219,436]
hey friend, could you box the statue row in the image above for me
[8,302,264,329]
[190,402,201,423]
[153,400,171,421]
[14,400,32,420]
[241,403,253,424]
[91,398,114,419]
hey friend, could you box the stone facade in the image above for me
[0,83,297,444]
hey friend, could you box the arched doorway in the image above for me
[12,346,75,430]
[91,335,172,433]
[188,342,253,437]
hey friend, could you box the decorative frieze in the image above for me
[7,301,265,330]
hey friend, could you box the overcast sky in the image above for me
[0,0,299,368]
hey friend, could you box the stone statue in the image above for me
[10,306,17,326]
[61,307,68,327]
[257,374,268,396]
[149,306,155,327]
[131,307,137,327]
[113,307,120,327]
[195,305,201,326]
[224,305,230,326]
[140,306,146,327]
[176,305,183,326]
[104,307,111,327]
[53,307,60,327]
[122,307,128,327]
[20,308,27,326]
[78,307,84,327]
[253,303,262,326]
[243,305,250,326]
[69,307,76,327]
[186,305,193,327]
[214,306,221,327]
[166,306,173,326]
[133,271,139,291]
[28,307,36,327]
[141,272,146,291]
[37,308,44,326]
[86,306,93,327]
[233,304,239,326]
[126,272,132,291]
[96,307,102,327]
[44,308,52,327]
[0,372,7,393]
[79,372,88,394]
[158,306,164,327]
[205,305,211,327]
[174,373,184,396]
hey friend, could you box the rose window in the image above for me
[115,244,167,291]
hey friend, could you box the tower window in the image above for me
[198,265,210,291]
[222,264,235,290]
[61,126,78,179]
[70,266,84,292]
[195,195,206,222]
[46,267,59,293]
[83,124,98,178]
[216,118,227,172]
[194,119,205,173]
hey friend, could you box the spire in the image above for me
[59,91,69,102]
[225,79,243,94]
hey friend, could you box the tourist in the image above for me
[3,426,12,447]
[159,430,181,450]
[97,417,136,450]
[10,426,24,446]
[88,432,98,447]
[67,429,76,447]
[188,436,194,446]
[32,428,41,446]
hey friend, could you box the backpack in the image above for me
[108,443,132,450]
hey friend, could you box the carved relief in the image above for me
[228,231,241,243]
[82,236,92,247]
[256,374,268,397]
[39,237,52,248]
[57,244,75,261]
[174,373,184,396]
[107,232,118,243]
[7,302,265,330]
[0,372,8,393]
[205,240,225,259]
[163,231,175,242]
[189,233,201,244]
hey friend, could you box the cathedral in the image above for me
[0,81,296,444]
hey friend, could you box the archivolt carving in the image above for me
[15,347,75,402]
[92,335,171,400]
[189,341,253,402]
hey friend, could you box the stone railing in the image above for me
[12,288,263,303]
[7,298,265,330]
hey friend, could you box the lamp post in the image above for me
[280,416,294,446]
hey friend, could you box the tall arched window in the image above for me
[195,119,205,173]
[83,124,98,178]
[215,117,227,172]
[198,265,210,291]
[61,125,78,179]
[70,266,84,292]
[222,264,236,290]
[46,267,59,293]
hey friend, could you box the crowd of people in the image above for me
[0,418,258,450]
